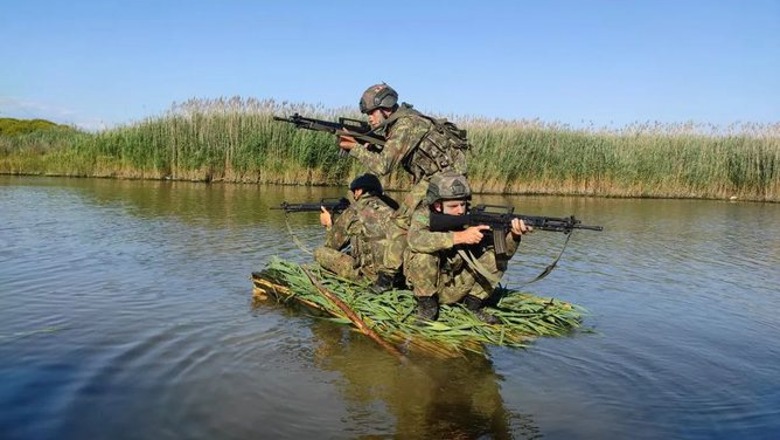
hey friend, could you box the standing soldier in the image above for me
[314,174,405,292]
[337,83,471,228]
[404,172,531,322]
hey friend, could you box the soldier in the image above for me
[313,173,405,292]
[404,172,531,322]
[337,83,470,228]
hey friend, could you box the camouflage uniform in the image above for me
[314,193,404,283]
[350,102,469,228]
[404,207,522,303]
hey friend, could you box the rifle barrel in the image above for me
[272,198,350,214]
[273,113,386,147]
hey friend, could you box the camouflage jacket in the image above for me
[324,193,401,272]
[407,206,521,272]
[348,104,468,184]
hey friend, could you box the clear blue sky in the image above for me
[1,0,778,130]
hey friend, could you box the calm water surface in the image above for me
[1,176,779,439]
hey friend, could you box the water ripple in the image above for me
[3,178,780,439]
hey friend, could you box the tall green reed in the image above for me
[1,97,777,201]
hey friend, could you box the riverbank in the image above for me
[2,97,778,201]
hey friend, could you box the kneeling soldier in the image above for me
[404,172,531,322]
[314,174,406,292]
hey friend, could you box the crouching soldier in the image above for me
[314,174,406,292]
[404,172,531,322]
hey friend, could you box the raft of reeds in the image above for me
[251,257,586,358]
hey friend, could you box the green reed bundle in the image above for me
[252,257,585,357]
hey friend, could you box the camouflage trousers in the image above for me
[380,179,427,272]
[393,179,429,231]
[374,232,407,275]
[314,247,369,282]
[403,247,506,304]
[314,247,388,283]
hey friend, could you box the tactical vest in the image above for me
[349,195,404,274]
[384,104,471,183]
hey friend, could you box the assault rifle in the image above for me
[429,204,603,256]
[273,197,350,214]
[273,113,386,148]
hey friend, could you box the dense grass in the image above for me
[0,117,74,136]
[1,97,778,201]
[467,118,780,200]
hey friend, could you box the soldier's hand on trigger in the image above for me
[510,218,532,237]
[453,225,490,245]
[320,206,333,229]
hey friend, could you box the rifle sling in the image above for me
[457,231,574,288]
[457,249,501,286]
[283,214,313,256]
[516,231,573,286]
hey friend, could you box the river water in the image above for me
[1,176,778,439]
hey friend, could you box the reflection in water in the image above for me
[106,179,323,224]
[309,321,540,439]
[6,175,347,228]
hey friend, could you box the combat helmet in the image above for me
[359,83,398,114]
[349,173,383,195]
[425,171,471,205]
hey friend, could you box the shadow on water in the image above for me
[306,319,541,439]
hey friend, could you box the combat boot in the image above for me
[415,295,439,322]
[463,295,500,324]
[370,272,396,294]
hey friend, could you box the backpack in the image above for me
[391,105,471,182]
